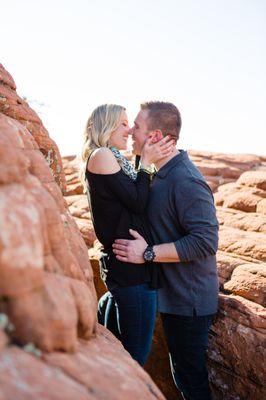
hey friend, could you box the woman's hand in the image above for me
[140,135,175,166]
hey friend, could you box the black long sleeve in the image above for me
[85,167,161,287]
[103,169,150,214]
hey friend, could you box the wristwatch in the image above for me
[143,245,156,263]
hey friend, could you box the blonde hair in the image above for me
[80,104,125,191]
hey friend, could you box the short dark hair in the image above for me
[141,101,182,141]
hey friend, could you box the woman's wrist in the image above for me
[139,156,152,168]
[137,161,154,175]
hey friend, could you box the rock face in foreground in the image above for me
[63,151,266,399]
[0,64,164,399]
[0,325,164,400]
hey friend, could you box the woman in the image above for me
[81,104,173,365]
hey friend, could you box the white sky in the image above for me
[1,0,265,156]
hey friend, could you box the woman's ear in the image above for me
[149,130,163,143]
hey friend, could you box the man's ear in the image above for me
[149,130,163,143]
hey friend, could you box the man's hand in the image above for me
[112,229,147,264]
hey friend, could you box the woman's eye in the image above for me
[123,123,128,127]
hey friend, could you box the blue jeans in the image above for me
[161,312,214,400]
[98,284,157,366]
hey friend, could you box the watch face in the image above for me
[144,249,154,262]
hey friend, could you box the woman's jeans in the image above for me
[98,283,157,366]
[161,312,214,400]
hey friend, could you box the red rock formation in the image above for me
[208,168,266,399]
[207,295,266,400]
[0,63,66,191]
[0,65,165,399]
[0,325,164,400]
[189,150,263,192]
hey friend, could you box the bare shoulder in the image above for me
[87,148,121,174]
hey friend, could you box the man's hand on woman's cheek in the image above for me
[112,229,147,264]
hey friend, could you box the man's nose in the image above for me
[128,127,133,135]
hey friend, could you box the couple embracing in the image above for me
[81,101,219,400]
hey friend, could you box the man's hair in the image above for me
[140,101,182,141]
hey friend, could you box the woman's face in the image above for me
[108,110,130,150]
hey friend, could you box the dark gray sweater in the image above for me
[148,150,219,316]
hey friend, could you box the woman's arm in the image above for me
[87,148,151,214]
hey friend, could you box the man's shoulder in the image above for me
[170,155,204,182]
[171,157,213,196]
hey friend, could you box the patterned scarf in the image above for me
[110,147,137,181]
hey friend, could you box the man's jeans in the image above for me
[98,283,157,366]
[161,312,214,400]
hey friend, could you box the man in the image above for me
[112,101,219,400]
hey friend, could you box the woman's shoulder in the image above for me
[87,147,121,175]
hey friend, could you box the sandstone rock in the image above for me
[67,194,90,217]
[188,150,262,169]
[224,264,266,306]
[214,181,266,207]
[237,170,266,191]
[88,246,107,299]
[223,191,263,212]
[62,156,84,196]
[65,171,81,185]
[217,182,239,193]
[0,330,8,351]
[257,198,266,215]
[44,324,165,400]
[218,183,266,198]
[0,182,45,297]
[0,63,65,191]
[208,294,266,400]
[62,212,96,286]
[65,181,84,195]
[214,191,225,206]
[69,278,97,339]
[74,217,96,247]
[216,207,266,232]
[3,273,97,352]
[218,226,266,262]
[0,347,91,400]
[0,64,16,89]
[216,252,246,285]
[195,161,242,179]
[0,94,98,352]
[64,194,84,206]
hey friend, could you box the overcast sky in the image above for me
[1,0,265,156]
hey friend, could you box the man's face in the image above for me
[130,110,150,155]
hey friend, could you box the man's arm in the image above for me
[172,179,219,262]
[112,229,180,263]
[113,177,219,265]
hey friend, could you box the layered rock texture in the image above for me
[0,64,165,399]
[63,147,266,399]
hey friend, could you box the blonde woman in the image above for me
[81,104,174,365]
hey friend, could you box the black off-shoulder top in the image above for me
[85,167,161,288]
